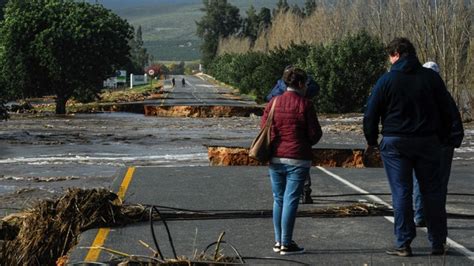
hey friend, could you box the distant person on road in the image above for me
[412,61,464,228]
[265,65,321,204]
[182,78,186,87]
[261,67,322,255]
[363,38,455,257]
[172,77,176,87]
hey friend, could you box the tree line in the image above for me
[208,32,386,113]
[197,0,473,117]
[0,0,150,115]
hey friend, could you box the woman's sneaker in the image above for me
[280,241,305,255]
[273,242,281,253]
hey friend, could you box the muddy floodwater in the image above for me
[0,112,473,216]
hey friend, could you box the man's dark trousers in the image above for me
[380,135,447,249]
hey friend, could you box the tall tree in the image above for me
[196,0,241,68]
[0,0,8,115]
[0,0,7,20]
[304,0,317,16]
[242,5,260,42]
[291,4,304,17]
[127,25,150,74]
[258,7,272,30]
[274,0,290,15]
[0,0,133,114]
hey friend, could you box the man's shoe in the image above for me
[273,242,281,253]
[301,193,313,204]
[385,246,412,257]
[415,220,426,227]
[280,241,305,255]
[431,245,448,256]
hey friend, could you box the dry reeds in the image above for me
[0,187,390,265]
[0,188,142,265]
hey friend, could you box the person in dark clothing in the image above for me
[182,78,186,87]
[412,61,464,227]
[171,77,176,87]
[261,68,322,255]
[265,65,321,204]
[363,38,454,257]
[265,71,320,102]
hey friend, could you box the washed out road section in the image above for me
[69,166,474,264]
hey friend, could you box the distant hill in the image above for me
[92,0,306,61]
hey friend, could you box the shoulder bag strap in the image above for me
[264,97,278,128]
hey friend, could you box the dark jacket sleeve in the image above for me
[363,77,385,146]
[447,96,464,148]
[305,102,322,145]
[305,75,320,99]
[265,80,286,102]
[431,75,454,143]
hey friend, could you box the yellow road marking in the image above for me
[84,228,110,261]
[117,167,136,200]
[84,166,136,261]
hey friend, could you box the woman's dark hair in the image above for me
[282,67,308,89]
[385,37,417,57]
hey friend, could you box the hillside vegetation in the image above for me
[210,1,473,118]
[93,0,306,61]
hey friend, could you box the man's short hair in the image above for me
[386,38,416,57]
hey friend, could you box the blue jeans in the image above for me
[413,175,424,223]
[413,145,455,223]
[380,136,446,249]
[269,163,308,246]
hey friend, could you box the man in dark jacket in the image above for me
[363,38,454,257]
[412,62,464,227]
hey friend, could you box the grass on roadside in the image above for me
[31,81,164,113]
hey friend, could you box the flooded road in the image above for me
[0,112,261,215]
[0,112,261,175]
[0,111,472,216]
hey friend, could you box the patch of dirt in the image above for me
[144,105,263,118]
[206,146,383,167]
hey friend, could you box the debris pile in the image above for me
[0,188,141,265]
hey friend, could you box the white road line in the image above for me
[316,166,474,261]
[186,78,206,104]
[160,79,174,107]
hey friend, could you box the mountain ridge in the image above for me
[91,0,307,61]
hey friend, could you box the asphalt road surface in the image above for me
[69,165,474,265]
[146,75,258,107]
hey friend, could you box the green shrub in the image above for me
[208,32,386,112]
[306,31,386,113]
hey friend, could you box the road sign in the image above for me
[148,69,155,76]
[116,70,126,83]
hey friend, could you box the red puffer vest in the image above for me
[260,91,322,160]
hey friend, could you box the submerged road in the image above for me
[146,74,258,107]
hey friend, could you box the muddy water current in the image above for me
[0,112,472,216]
